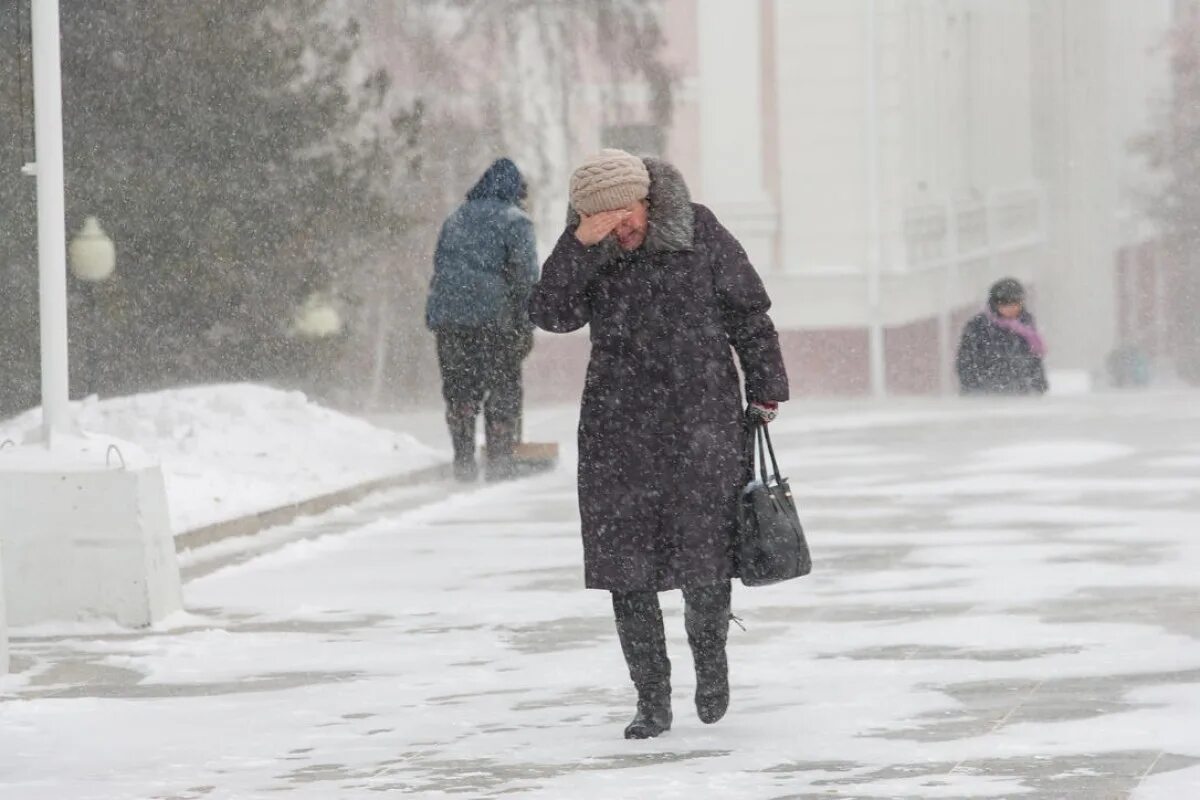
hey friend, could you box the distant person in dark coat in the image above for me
[426,158,538,481]
[529,148,789,740]
[956,277,1049,395]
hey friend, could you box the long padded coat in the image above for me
[528,159,790,592]
[955,311,1049,395]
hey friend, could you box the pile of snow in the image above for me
[1047,368,1093,396]
[0,384,444,535]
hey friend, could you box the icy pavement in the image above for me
[2,393,1200,799]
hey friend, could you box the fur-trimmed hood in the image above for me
[565,157,695,259]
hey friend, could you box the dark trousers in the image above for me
[611,582,732,698]
[435,327,528,466]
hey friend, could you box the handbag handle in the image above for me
[755,423,770,486]
[751,420,785,486]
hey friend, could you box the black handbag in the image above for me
[735,421,812,586]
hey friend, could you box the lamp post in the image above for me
[69,217,116,396]
[29,0,70,441]
[863,0,887,398]
[0,0,184,629]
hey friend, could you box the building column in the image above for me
[696,0,778,270]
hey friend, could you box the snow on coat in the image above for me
[529,159,790,591]
[956,310,1049,395]
[426,159,538,332]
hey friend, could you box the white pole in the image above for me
[30,0,71,442]
[938,197,961,394]
[864,0,886,397]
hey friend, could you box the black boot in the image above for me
[625,683,673,740]
[483,417,518,482]
[612,591,672,739]
[685,583,732,724]
[483,338,523,483]
[446,405,478,483]
[453,457,479,483]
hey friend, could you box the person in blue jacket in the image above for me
[426,158,538,481]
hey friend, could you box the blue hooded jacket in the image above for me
[426,158,538,331]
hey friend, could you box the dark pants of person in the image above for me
[435,327,527,477]
[610,582,732,703]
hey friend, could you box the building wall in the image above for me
[679,0,1170,391]
[388,0,1174,399]
[693,0,779,271]
[1012,0,1173,375]
[691,0,1047,394]
[772,1,872,273]
[661,0,702,183]
[1108,0,1173,230]
[1107,0,1175,370]
[765,0,1040,280]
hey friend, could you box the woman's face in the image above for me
[614,200,649,251]
[997,302,1023,319]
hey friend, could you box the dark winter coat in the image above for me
[426,159,538,332]
[956,311,1049,395]
[529,159,790,592]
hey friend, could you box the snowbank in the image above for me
[0,384,444,535]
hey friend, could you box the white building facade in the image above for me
[353,1,1176,400]
[657,0,1174,394]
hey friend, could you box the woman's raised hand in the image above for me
[575,209,631,246]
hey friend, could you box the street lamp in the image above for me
[293,291,343,339]
[68,216,115,282]
[68,216,116,397]
[292,291,343,402]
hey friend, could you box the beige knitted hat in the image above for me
[568,148,650,215]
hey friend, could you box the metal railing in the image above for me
[903,186,1046,272]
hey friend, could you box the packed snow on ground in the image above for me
[2,392,1199,798]
[0,384,444,534]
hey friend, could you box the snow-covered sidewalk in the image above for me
[2,391,1200,798]
[0,384,444,534]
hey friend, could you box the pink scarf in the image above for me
[988,311,1046,357]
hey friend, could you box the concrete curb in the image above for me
[174,462,453,552]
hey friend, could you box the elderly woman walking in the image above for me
[529,149,790,739]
